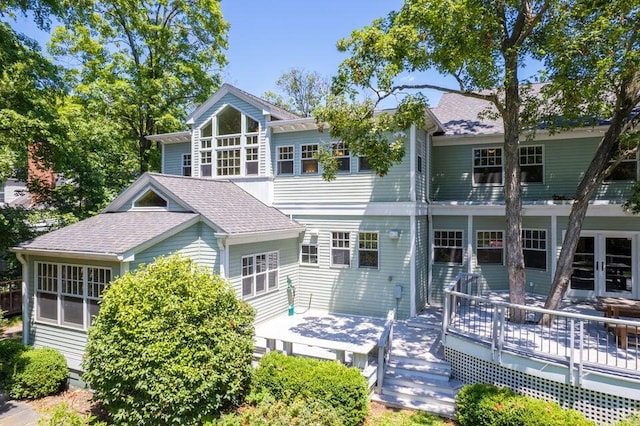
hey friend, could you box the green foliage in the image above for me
[252,351,369,426]
[615,412,640,426]
[6,347,68,399]
[83,255,255,425]
[263,68,328,117]
[211,395,342,426]
[38,401,102,426]
[50,0,229,173]
[368,409,449,426]
[0,310,6,335]
[456,384,594,426]
[0,337,28,384]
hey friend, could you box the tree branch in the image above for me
[386,83,499,103]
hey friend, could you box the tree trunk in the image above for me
[503,54,527,323]
[138,132,151,174]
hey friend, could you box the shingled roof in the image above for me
[15,211,199,258]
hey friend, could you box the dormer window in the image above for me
[133,189,168,209]
[199,106,260,178]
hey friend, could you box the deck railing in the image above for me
[0,278,22,316]
[375,309,396,394]
[443,273,640,382]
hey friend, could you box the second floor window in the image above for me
[301,144,318,174]
[277,146,294,175]
[332,142,350,172]
[359,156,372,172]
[301,244,318,264]
[331,232,350,267]
[473,148,503,185]
[520,146,543,183]
[606,152,638,182]
[182,154,192,177]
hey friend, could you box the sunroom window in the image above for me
[242,251,279,298]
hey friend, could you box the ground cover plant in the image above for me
[82,255,255,425]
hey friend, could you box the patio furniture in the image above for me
[604,302,640,349]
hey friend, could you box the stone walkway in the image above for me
[0,393,40,426]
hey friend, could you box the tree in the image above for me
[49,0,229,173]
[316,0,555,318]
[264,68,329,117]
[537,0,640,314]
[83,255,255,425]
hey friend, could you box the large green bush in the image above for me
[6,347,68,399]
[0,337,28,384]
[456,384,594,426]
[252,351,369,426]
[82,255,256,425]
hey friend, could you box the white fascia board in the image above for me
[432,126,610,147]
[429,201,630,217]
[225,228,305,246]
[269,118,322,133]
[10,247,121,262]
[274,201,428,217]
[102,173,153,212]
[146,131,191,144]
[120,215,202,261]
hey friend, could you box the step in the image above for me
[390,347,447,364]
[384,370,462,397]
[405,318,442,330]
[386,361,451,382]
[388,354,451,370]
[371,392,457,419]
[381,382,457,404]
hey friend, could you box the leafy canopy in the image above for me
[264,68,329,117]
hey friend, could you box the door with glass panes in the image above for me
[569,232,636,298]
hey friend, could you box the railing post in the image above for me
[443,289,451,333]
[578,321,584,386]
[569,319,575,386]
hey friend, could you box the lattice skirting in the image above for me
[445,347,640,425]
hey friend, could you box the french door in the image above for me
[569,233,636,298]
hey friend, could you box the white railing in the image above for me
[375,309,396,394]
[443,274,640,382]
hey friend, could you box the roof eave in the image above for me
[10,246,123,262]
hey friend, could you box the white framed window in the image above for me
[476,231,504,264]
[358,156,372,172]
[133,189,168,209]
[241,251,279,299]
[245,146,259,176]
[182,153,192,177]
[417,155,423,174]
[434,230,463,265]
[520,145,543,183]
[301,144,318,174]
[331,232,350,267]
[36,262,111,330]
[277,146,294,175]
[200,120,213,177]
[301,243,318,265]
[606,151,638,182]
[473,147,503,185]
[522,229,547,270]
[358,232,379,269]
[332,142,350,173]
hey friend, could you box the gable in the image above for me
[192,92,266,130]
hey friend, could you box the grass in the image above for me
[366,404,457,426]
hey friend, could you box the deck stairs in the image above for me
[371,307,462,418]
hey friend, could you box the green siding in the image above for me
[293,215,412,319]
[415,216,428,310]
[272,130,412,203]
[227,238,299,323]
[163,142,191,176]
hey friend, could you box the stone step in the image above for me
[386,360,451,382]
[371,391,457,419]
[384,370,462,397]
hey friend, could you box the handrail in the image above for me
[375,309,395,394]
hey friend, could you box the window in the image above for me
[331,232,350,267]
[477,231,503,264]
[182,154,192,177]
[200,139,213,176]
[520,146,543,183]
[434,230,463,264]
[301,244,318,264]
[417,155,423,173]
[358,232,379,269]
[332,142,350,172]
[216,135,241,176]
[242,251,279,298]
[277,146,294,175]
[473,148,503,185]
[359,156,372,172]
[245,146,259,175]
[36,262,111,329]
[301,144,318,174]
[607,152,637,182]
[134,189,167,208]
[522,229,547,270]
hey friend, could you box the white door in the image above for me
[569,233,636,299]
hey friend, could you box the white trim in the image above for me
[551,215,557,279]
[357,231,379,270]
[11,247,121,262]
[224,228,305,246]
[276,145,295,176]
[330,231,351,268]
[15,252,29,345]
[410,124,417,202]
[275,201,429,217]
[476,229,504,266]
[409,216,416,317]
[521,228,548,271]
[299,242,319,266]
[131,188,169,210]
[519,144,545,185]
[433,229,465,266]
[432,126,610,146]
[146,131,191,144]
[430,201,632,217]
[472,146,503,187]
[241,250,280,300]
[467,216,473,274]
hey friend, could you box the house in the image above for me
[11,83,640,384]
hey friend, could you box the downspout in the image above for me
[425,127,436,305]
[15,252,29,346]
[216,235,229,278]
[409,125,417,317]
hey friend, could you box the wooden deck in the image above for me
[0,279,21,316]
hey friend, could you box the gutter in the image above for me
[11,247,123,262]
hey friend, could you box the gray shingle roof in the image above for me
[16,211,199,256]
[146,173,303,234]
[431,92,503,136]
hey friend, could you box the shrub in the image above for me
[615,412,640,426]
[456,384,594,426]
[252,351,369,426]
[0,337,28,384]
[38,402,106,426]
[82,255,256,425]
[7,347,68,399]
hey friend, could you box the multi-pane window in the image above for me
[358,232,379,269]
[36,262,111,329]
[301,244,318,264]
[216,136,241,176]
[245,146,259,175]
[277,146,294,175]
[477,231,504,264]
[200,140,213,177]
[607,152,638,181]
[473,148,503,185]
[359,156,372,172]
[520,146,543,183]
[522,229,547,270]
[301,144,319,174]
[332,142,350,172]
[331,232,350,267]
[434,231,463,264]
[182,153,192,177]
[241,251,279,298]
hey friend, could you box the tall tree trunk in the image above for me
[503,54,527,322]
[138,133,151,173]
